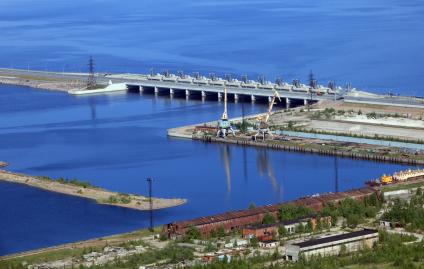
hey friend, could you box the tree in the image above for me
[185,226,201,240]
[278,225,287,238]
[250,237,259,248]
[296,223,305,234]
[217,225,226,238]
[306,220,313,233]
[263,213,276,224]
[280,204,312,222]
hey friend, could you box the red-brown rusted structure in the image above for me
[163,187,377,239]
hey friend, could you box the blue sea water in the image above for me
[0,0,423,255]
[0,0,423,95]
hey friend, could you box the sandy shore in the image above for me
[0,75,83,92]
[0,169,186,210]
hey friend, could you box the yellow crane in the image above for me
[254,88,281,140]
[217,86,235,137]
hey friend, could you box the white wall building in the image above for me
[285,229,379,261]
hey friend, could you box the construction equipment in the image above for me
[381,174,393,185]
[254,88,281,140]
[217,86,235,138]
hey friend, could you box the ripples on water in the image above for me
[0,0,423,94]
[0,0,423,255]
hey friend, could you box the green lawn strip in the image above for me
[0,227,161,266]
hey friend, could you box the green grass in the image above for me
[381,181,424,192]
[0,227,162,267]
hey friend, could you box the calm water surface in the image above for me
[0,0,423,94]
[0,0,423,255]
[0,85,418,255]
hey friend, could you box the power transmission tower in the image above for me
[87,56,96,89]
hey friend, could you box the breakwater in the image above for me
[0,169,186,211]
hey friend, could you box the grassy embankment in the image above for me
[0,227,161,266]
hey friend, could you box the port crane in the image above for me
[217,86,235,138]
[254,88,281,141]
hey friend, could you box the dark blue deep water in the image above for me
[0,0,423,255]
[0,0,423,95]
[0,85,418,255]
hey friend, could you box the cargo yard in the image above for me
[0,168,186,211]
[168,92,424,165]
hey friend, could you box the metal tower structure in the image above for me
[87,56,96,89]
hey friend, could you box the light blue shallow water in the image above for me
[0,0,423,255]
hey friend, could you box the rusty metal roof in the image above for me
[172,187,375,229]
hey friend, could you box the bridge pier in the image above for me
[170,88,174,95]
[185,90,190,99]
[154,87,159,94]
[268,96,273,103]
[286,98,291,109]
[251,95,256,103]
[234,94,239,102]
[304,99,308,106]
[139,85,144,93]
[201,91,206,98]
[217,92,222,101]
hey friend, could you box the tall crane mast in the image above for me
[217,85,235,137]
[222,86,228,120]
[254,88,281,140]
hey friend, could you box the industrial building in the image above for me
[162,187,376,238]
[242,215,332,240]
[285,229,379,261]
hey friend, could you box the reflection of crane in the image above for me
[334,156,339,193]
[256,149,282,199]
[254,88,281,140]
[220,145,232,194]
[217,86,235,138]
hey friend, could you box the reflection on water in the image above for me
[89,98,97,121]
[334,156,339,193]
[220,144,232,194]
[256,148,283,202]
[220,145,283,200]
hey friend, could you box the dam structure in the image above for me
[1,68,423,108]
[72,72,342,107]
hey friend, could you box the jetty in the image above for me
[0,169,186,210]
